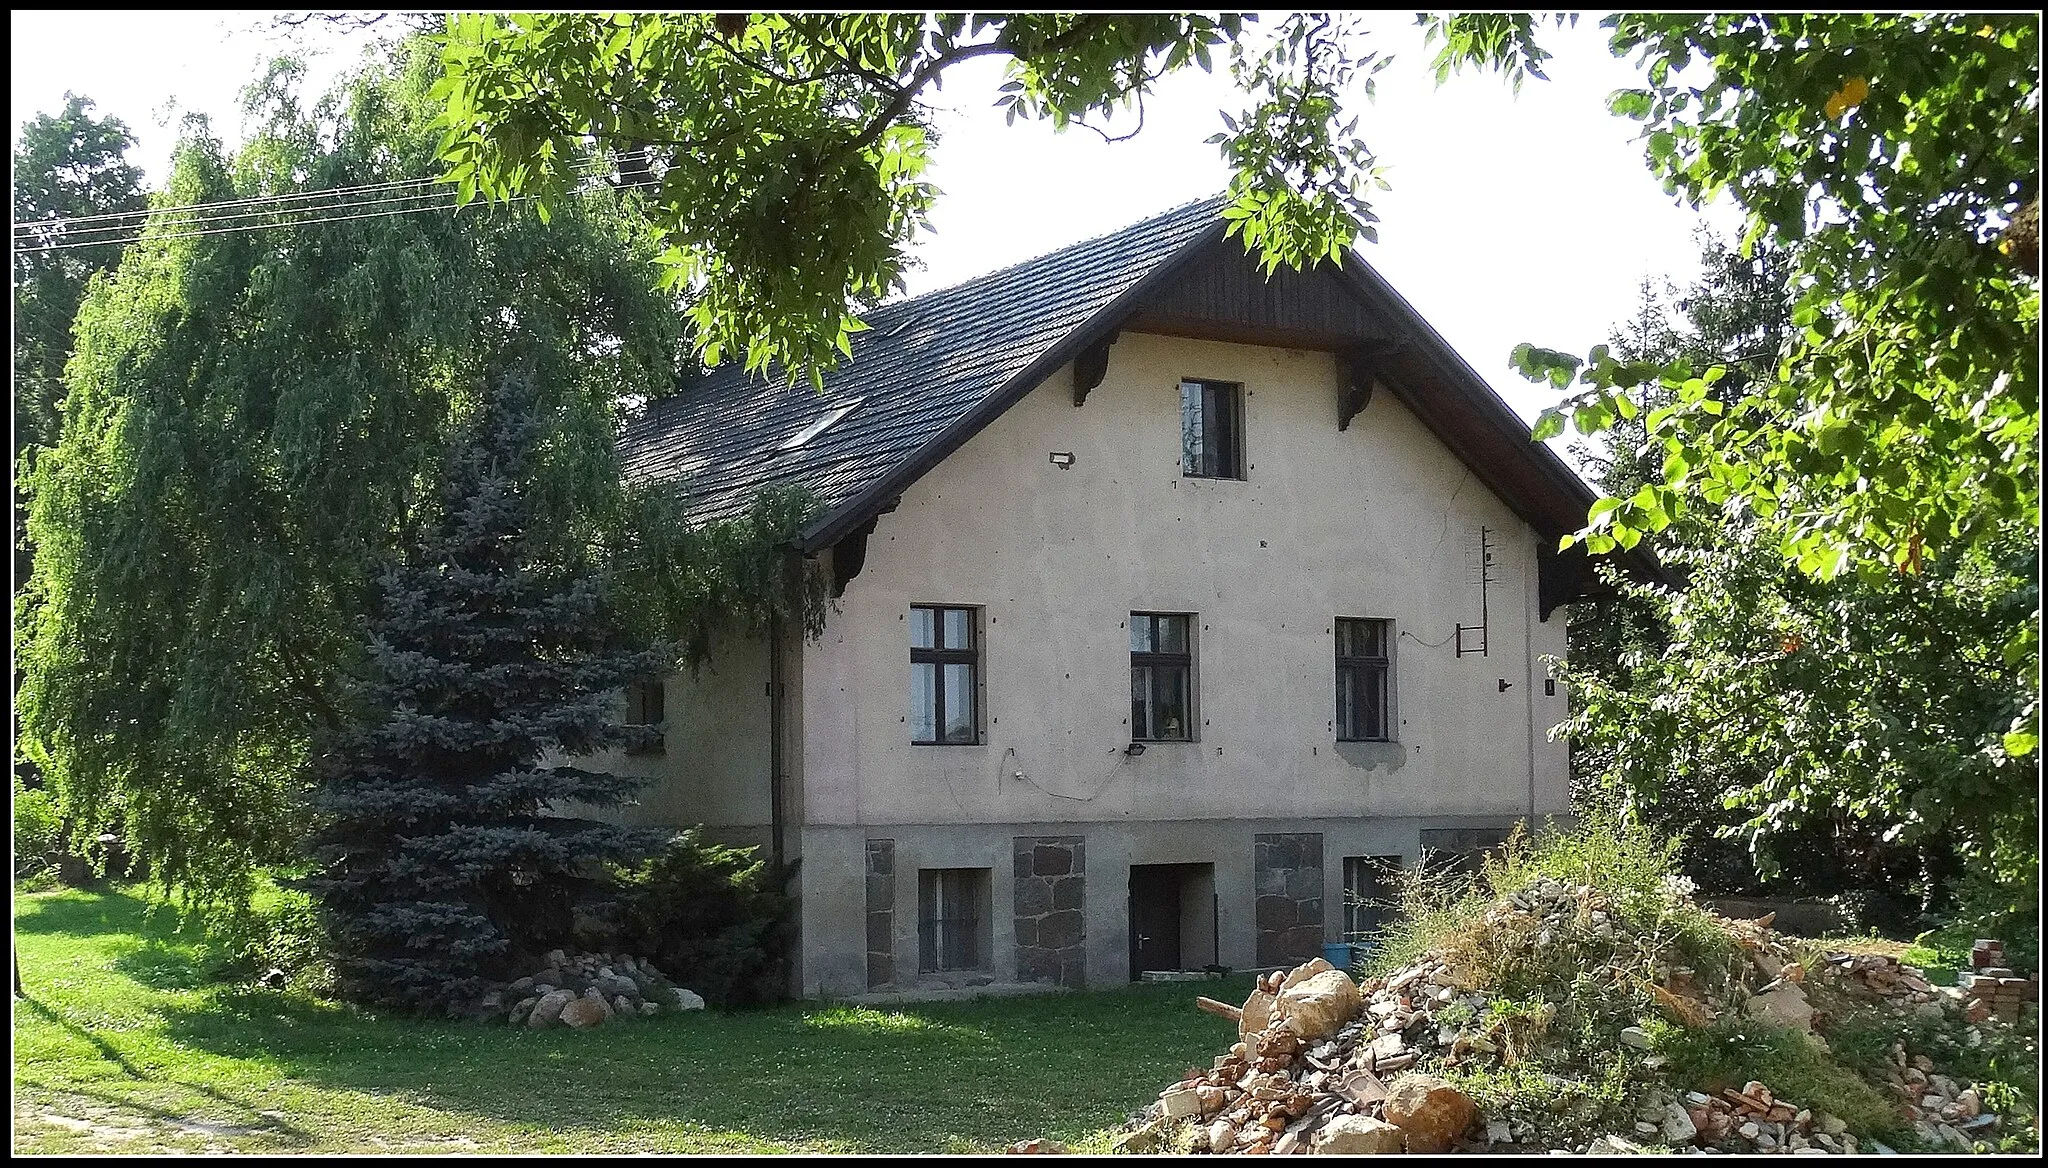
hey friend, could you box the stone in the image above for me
[1744,981,1814,1031]
[1278,970,1363,1040]
[1659,1102,1698,1145]
[1311,1115,1405,1154]
[672,987,706,1011]
[1005,1138,1070,1154]
[1115,1124,1162,1154]
[1206,1119,1238,1153]
[1587,1134,1642,1154]
[1160,1087,1204,1120]
[613,994,635,1018]
[1369,1032,1407,1062]
[528,989,576,1028]
[1619,1026,1653,1050]
[582,986,614,1020]
[1487,1119,1513,1144]
[1382,1074,1476,1154]
[1240,988,1277,1040]
[508,976,535,995]
[559,996,608,1028]
[1817,1113,1846,1136]
[508,996,539,1027]
[639,1001,659,1016]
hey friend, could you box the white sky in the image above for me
[10,10,1736,429]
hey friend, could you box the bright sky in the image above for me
[10,10,1736,429]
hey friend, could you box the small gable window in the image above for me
[1180,379,1245,480]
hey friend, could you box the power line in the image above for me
[13,173,661,256]
[11,155,633,239]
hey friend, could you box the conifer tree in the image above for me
[307,370,671,1012]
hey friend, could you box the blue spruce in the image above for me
[307,370,670,1012]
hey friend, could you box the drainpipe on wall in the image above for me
[1523,534,1539,832]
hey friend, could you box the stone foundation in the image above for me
[1254,832,1323,966]
[1013,835,1086,987]
[865,839,895,989]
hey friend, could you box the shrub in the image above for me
[603,829,794,1008]
[13,776,65,880]
[194,872,336,994]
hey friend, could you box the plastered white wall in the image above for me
[798,331,1572,829]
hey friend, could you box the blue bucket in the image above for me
[1321,941,1353,972]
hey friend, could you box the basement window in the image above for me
[1342,855,1403,942]
[780,396,864,451]
[1180,379,1245,479]
[918,868,991,972]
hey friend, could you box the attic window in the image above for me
[781,397,864,450]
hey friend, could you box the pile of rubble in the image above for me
[1959,939,2040,1023]
[477,949,707,1029]
[1120,876,2029,1155]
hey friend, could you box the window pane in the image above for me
[1132,665,1150,737]
[1151,665,1188,740]
[1130,616,1149,653]
[1204,385,1229,477]
[942,607,972,650]
[1156,614,1188,654]
[1336,667,1356,739]
[910,662,937,742]
[1361,666,1386,740]
[1181,381,1204,475]
[910,606,936,650]
[942,662,975,742]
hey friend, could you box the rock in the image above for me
[545,949,567,967]
[1383,1074,1476,1154]
[581,987,614,1020]
[1206,1119,1238,1153]
[1115,1123,1163,1154]
[1619,1026,1653,1050]
[608,994,633,1018]
[672,987,706,1011]
[1278,970,1364,1040]
[1817,1113,1847,1136]
[1240,988,1277,1039]
[1312,1115,1405,1154]
[1005,1138,1069,1154]
[1744,981,1814,1031]
[528,989,576,1028]
[509,976,535,995]
[1487,1119,1513,1144]
[508,996,539,1026]
[1281,957,1336,991]
[1587,1134,1642,1154]
[1659,1102,1698,1145]
[638,1001,659,1016]
[1369,1032,1407,1062]
[1161,1087,1204,1120]
[559,996,608,1028]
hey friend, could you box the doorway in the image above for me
[1128,862,1216,979]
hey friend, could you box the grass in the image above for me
[1647,1017,1905,1141]
[13,885,1251,1155]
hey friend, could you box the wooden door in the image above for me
[1128,865,1183,978]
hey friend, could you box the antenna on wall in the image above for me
[1455,525,1497,657]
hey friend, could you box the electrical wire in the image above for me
[12,157,643,252]
[13,174,665,255]
[1001,744,1130,803]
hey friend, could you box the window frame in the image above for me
[1334,617,1394,743]
[1130,611,1196,742]
[624,680,666,756]
[1179,378,1246,480]
[917,867,991,973]
[1342,854,1403,942]
[909,604,981,745]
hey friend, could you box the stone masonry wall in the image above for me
[865,839,895,989]
[1013,835,1086,988]
[1255,832,1324,966]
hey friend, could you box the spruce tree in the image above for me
[307,371,671,1012]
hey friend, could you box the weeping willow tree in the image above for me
[14,41,692,904]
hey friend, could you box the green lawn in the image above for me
[14,886,1247,1154]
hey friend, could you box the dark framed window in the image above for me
[1180,379,1245,479]
[1130,612,1193,741]
[1335,618,1392,742]
[910,605,978,744]
[1343,855,1402,942]
[918,868,991,972]
[625,680,665,756]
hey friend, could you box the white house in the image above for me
[597,197,1654,1000]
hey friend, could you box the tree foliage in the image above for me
[306,370,670,1012]
[14,43,684,902]
[1563,232,2038,933]
[1426,14,2039,721]
[12,93,147,458]
[430,12,1389,385]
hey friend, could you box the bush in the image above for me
[195,873,335,994]
[603,829,794,1008]
[13,775,65,880]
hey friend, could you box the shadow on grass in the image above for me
[15,991,318,1148]
[26,886,1253,1153]
[155,975,1256,1152]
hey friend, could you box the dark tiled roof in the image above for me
[618,196,1225,531]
